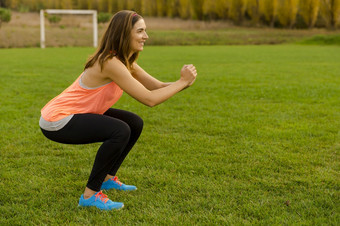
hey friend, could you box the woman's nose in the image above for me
[143,32,149,39]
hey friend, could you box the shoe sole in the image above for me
[78,204,124,210]
[101,187,137,191]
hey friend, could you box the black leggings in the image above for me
[40,108,143,192]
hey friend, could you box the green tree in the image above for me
[97,12,111,23]
[299,0,320,28]
[0,7,11,28]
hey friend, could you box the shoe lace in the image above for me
[95,191,109,203]
[113,176,123,186]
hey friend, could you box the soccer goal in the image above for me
[40,9,98,48]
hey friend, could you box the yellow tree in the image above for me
[259,0,278,27]
[166,0,180,18]
[320,0,340,28]
[155,0,167,17]
[107,0,119,13]
[127,0,142,13]
[74,0,87,9]
[141,0,157,16]
[215,0,229,19]
[245,0,260,24]
[299,0,320,28]
[203,0,218,19]
[60,0,73,9]
[98,0,106,12]
[7,0,18,9]
[178,0,191,19]
[87,0,93,9]
[277,0,300,28]
[191,0,204,20]
[229,0,246,24]
[117,0,127,11]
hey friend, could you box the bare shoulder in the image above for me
[103,57,132,82]
[104,57,126,73]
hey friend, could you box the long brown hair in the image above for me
[84,10,142,71]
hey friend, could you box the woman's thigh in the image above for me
[41,113,130,145]
[104,108,143,131]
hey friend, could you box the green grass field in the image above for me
[0,45,339,225]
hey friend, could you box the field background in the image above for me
[0,44,339,224]
[1,12,340,48]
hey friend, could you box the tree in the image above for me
[320,0,340,28]
[178,0,191,19]
[259,0,278,27]
[299,0,320,28]
[60,0,73,9]
[8,0,20,10]
[166,0,180,18]
[0,0,7,8]
[0,7,11,28]
[141,0,157,16]
[216,0,229,19]
[229,0,246,24]
[245,0,260,24]
[191,0,204,20]
[277,0,300,28]
[130,0,142,14]
[203,0,219,20]
[107,0,119,13]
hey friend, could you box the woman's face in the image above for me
[130,19,148,53]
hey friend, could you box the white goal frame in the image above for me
[40,9,98,48]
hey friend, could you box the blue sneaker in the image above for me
[101,176,137,191]
[78,190,124,210]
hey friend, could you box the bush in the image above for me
[0,7,11,28]
[48,15,61,24]
[97,12,112,23]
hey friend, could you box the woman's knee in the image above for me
[113,121,131,143]
[133,114,144,132]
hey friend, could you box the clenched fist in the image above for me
[180,64,197,86]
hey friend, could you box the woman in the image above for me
[39,10,197,211]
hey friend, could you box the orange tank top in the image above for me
[41,72,123,122]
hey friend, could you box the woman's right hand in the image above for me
[180,64,197,86]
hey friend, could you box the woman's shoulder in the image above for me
[102,57,131,79]
[104,57,126,72]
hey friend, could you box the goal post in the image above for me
[40,9,98,48]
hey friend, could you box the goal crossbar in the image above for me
[40,9,98,48]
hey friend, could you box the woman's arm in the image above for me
[131,63,170,90]
[103,58,196,107]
